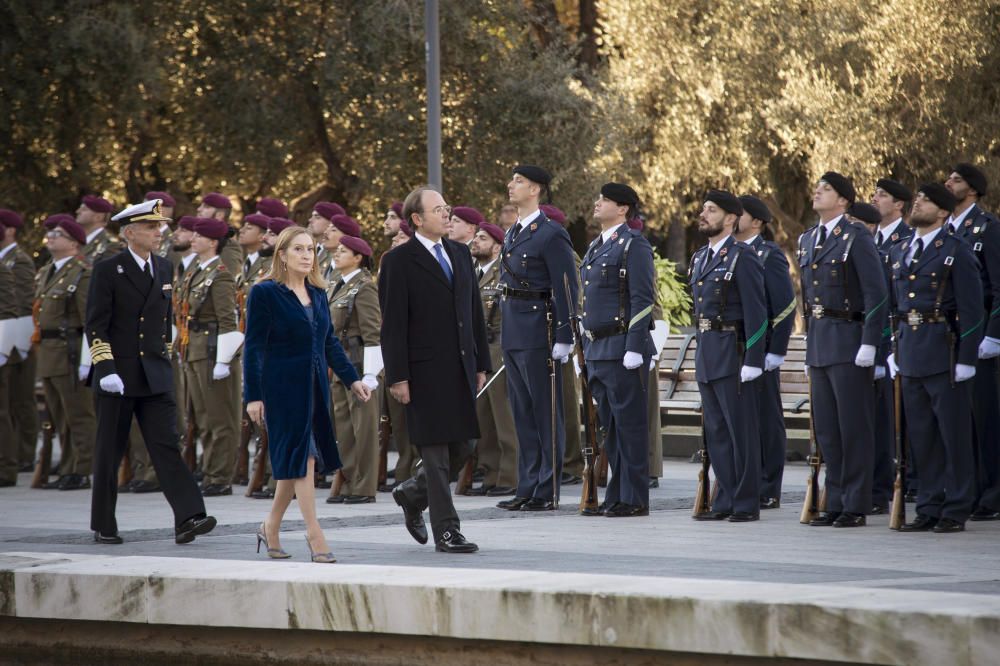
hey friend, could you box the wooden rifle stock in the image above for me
[233,409,252,485]
[117,450,133,488]
[31,391,54,488]
[246,424,269,496]
[330,469,345,499]
[578,363,601,514]
[800,373,823,524]
[889,353,906,530]
[377,390,391,488]
[693,409,711,517]
[455,453,476,495]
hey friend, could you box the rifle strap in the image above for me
[716,245,743,323]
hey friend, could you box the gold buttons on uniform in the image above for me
[140,316,144,322]
[908,292,915,298]
[909,275,915,281]
[812,264,818,269]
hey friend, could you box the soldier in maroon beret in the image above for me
[76,196,122,266]
[309,203,344,278]
[195,193,242,275]
[384,202,405,240]
[449,206,485,246]
[539,204,567,226]
[255,197,288,219]
[145,192,177,260]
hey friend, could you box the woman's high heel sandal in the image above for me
[256,522,291,559]
[306,535,336,563]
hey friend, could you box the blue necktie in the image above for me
[433,243,453,283]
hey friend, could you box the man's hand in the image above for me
[874,366,886,381]
[955,364,976,383]
[854,344,876,368]
[212,362,231,380]
[78,365,90,382]
[247,400,265,427]
[476,372,487,393]
[887,353,898,379]
[362,374,379,391]
[764,353,785,372]
[390,380,410,404]
[99,373,125,395]
[623,351,643,370]
[740,365,763,383]
[351,380,372,402]
[979,337,1000,359]
[551,342,572,363]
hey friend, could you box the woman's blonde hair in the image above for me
[266,226,327,288]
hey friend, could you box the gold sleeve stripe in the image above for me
[90,339,114,364]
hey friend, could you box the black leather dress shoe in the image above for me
[466,484,493,496]
[560,473,582,486]
[581,501,609,517]
[326,494,345,504]
[486,485,516,497]
[693,511,731,521]
[377,483,395,493]
[343,495,375,504]
[970,506,1000,521]
[251,487,275,499]
[94,531,123,544]
[808,512,840,527]
[435,530,478,553]
[175,515,217,544]
[130,480,161,493]
[59,475,91,491]
[520,498,555,511]
[392,487,428,545]
[728,511,760,522]
[759,497,780,510]
[932,518,965,533]
[648,477,660,489]
[496,496,530,511]
[899,514,938,532]
[869,504,887,515]
[201,484,232,497]
[43,475,67,489]
[605,503,649,517]
[832,512,866,528]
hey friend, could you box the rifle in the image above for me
[233,408,252,485]
[889,320,906,530]
[563,273,601,514]
[246,423,269,497]
[117,450,133,489]
[31,390,54,488]
[693,408,712,517]
[330,469,345,500]
[456,366,507,495]
[800,372,824,524]
[546,298,560,510]
[181,400,197,471]
[377,388,391,490]
[596,446,609,487]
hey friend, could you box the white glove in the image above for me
[979,337,1000,359]
[212,362,231,380]
[99,373,125,395]
[740,365,763,382]
[764,353,785,372]
[78,365,89,382]
[573,354,582,377]
[649,357,657,371]
[0,353,6,367]
[362,374,379,390]
[887,353,898,379]
[623,351,643,370]
[552,342,572,363]
[854,344,876,368]
[955,363,976,383]
[874,366,886,380]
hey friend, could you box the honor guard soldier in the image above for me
[325,236,383,503]
[196,192,244,274]
[943,164,1000,521]
[324,214,363,282]
[145,191,177,264]
[449,205,483,248]
[734,195,796,510]
[78,195,123,266]
[798,172,887,528]
[255,197,288,219]
[690,191,767,522]
[467,222,519,496]
[178,218,245,496]
[496,165,578,512]
[580,183,656,517]
[236,214,272,330]
[307,202,345,278]
[86,199,216,544]
[890,184,982,533]
[34,216,96,490]
[383,202,404,240]
[0,209,37,484]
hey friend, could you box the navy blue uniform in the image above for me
[948,206,1000,512]
[580,224,656,509]
[890,230,982,522]
[499,211,578,501]
[747,236,796,501]
[689,236,767,515]
[798,215,887,516]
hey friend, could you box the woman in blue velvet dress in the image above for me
[244,226,371,562]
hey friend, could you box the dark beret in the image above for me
[268,217,297,235]
[848,202,881,226]
[820,171,856,204]
[705,189,743,217]
[56,217,87,245]
[539,204,566,225]
[193,217,229,240]
[954,163,987,196]
[243,213,271,231]
[338,235,372,257]
[480,222,505,244]
[399,219,413,237]
[144,191,176,208]
[513,164,552,186]
[919,183,958,213]
[0,208,24,228]
[601,182,639,207]
[82,195,113,214]
[390,202,403,219]
[202,192,232,209]
[875,179,912,202]
[314,202,346,220]
[44,214,66,229]
[627,215,644,231]
[256,197,288,218]
[331,214,361,238]
[177,215,198,231]
[452,206,485,227]
[738,195,772,224]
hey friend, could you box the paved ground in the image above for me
[3,455,1000,594]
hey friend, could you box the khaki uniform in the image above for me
[178,255,241,487]
[475,260,518,488]
[220,238,244,276]
[33,257,96,476]
[328,270,381,498]
[0,262,19,483]
[317,247,334,280]
[83,228,123,266]
[2,244,39,469]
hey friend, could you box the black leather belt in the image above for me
[696,318,742,333]
[188,320,218,333]
[500,285,552,300]
[899,310,951,327]
[810,305,863,322]
[39,327,82,340]
[583,322,627,341]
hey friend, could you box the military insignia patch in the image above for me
[162,284,172,291]
[891,233,899,241]
[833,227,842,236]
[618,238,624,245]
[893,262,900,269]
[974,226,981,234]
[530,223,538,232]
[611,232,618,241]
[901,242,909,252]
[719,248,728,256]
[116,265,124,274]
[965,220,973,227]
[935,239,943,248]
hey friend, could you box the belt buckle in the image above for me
[698,318,712,332]
[811,305,825,319]
[907,310,923,326]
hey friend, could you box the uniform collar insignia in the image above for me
[935,239,943,247]
[611,231,618,241]
[719,247,728,257]
[833,226,842,236]
[965,219,973,227]
[116,264,124,274]
[530,222,538,232]
[974,226,981,233]
[890,233,899,241]
[901,242,909,252]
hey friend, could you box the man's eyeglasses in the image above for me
[429,205,452,217]
[45,230,69,240]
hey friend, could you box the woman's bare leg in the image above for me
[266,478,296,550]
[294,457,331,554]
